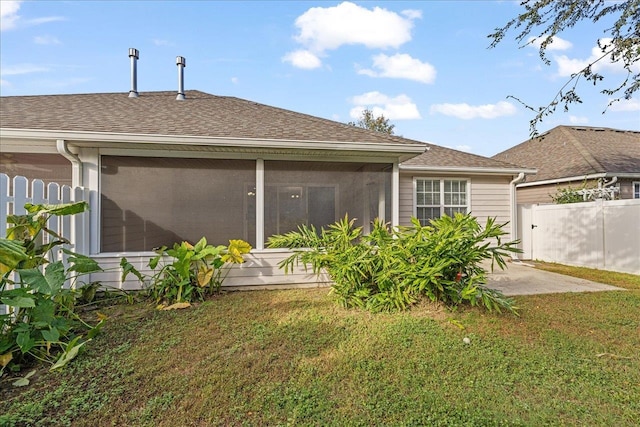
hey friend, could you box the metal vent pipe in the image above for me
[176,56,186,100]
[128,48,139,98]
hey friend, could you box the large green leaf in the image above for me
[41,327,60,343]
[24,201,89,217]
[1,295,36,308]
[121,257,144,282]
[31,298,55,324]
[44,262,66,294]
[18,268,49,294]
[16,332,36,354]
[64,250,103,274]
[18,262,66,295]
[50,337,87,370]
[0,238,28,274]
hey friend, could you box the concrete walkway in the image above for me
[485,260,624,296]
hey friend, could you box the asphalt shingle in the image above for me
[492,126,640,182]
[0,90,423,146]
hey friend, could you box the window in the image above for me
[0,153,72,186]
[100,156,256,252]
[264,161,391,240]
[415,178,468,225]
[634,182,640,199]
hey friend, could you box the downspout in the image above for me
[56,139,83,187]
[510,172,526,259]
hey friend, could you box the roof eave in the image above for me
[399,164,537,175]
[0,128,426,161]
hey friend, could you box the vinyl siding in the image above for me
[399,172,512,236]
[89,251,331,291]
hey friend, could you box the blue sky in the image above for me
[1,0,638,157]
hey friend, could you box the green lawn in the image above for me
[1,266,639,426]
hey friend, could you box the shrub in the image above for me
[267,213,520,314]
[0,202,105,376]
[146,237,251,306]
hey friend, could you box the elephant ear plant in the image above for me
[267,213,521,314]
[147,237,252,307]
[0,202,106,377]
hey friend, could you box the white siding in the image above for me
[399,172,512,236]
[90,251,331,291]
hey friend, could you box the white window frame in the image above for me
[413,177,470,225]
[633,181,640,199]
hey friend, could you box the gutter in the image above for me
[517,172,640,187]
[400,164,537,175]
[56,139,83,186]
[510,172,526,258]
[2,128,427,157]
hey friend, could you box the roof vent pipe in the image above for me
[128,48,139,98]
[176,56,186,100]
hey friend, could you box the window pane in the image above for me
[265,161,391,238]
[101,156,256,252]
[0,153,72,187]
[433,192,440,205]
[417,207,440,225]
[445,206,467,217]
[444,193,452,205]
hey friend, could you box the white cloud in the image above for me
[554,38,640,77]
[608,98,640,112]
[568,115,589,124]
[358,53,436,84]
[1,1,64,31]
[0,79,10,87]
[401,9,422,20]
[430,101,517,120]
[34,35,61,45]
[0,0,21,31]
[285,2,419,69]
[349,91,421,120]
[455,145,472,152]
[527,36,573,51]
[26,16,64,26]
[0,64,50,76]
[152,39,175,47]
[231,77,239,84]
[282,49,322,69]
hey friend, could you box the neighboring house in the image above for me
[0,89,531,289]
[492,125,640,204]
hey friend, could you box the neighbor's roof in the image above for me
[0,90,423,147]
[401,143,529,173]
[492,125,640,182]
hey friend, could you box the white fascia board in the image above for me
[399,164,537,175]
[516,173,607,187]
[0,128,426,157]
[518,172,640,187]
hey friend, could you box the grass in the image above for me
[1,266,639,426]
[532,261,640,290]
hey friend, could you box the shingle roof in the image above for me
[402,143,524,170]
[0,90,422,146]
[492,126,640,182]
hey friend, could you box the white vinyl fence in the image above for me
[518,199,640,275]
[1,174,90,314]
[1,174,90,256]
